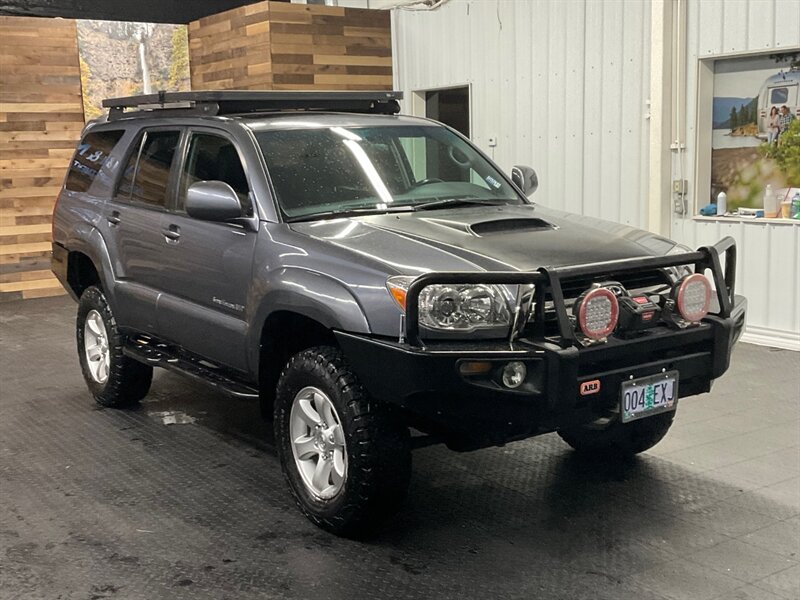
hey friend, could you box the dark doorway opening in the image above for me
[425,87,470,138]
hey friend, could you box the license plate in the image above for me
[620,371,678,423]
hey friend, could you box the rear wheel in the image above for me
[274,346,411,538]
[77,286,152,408]
[558,411,675,457]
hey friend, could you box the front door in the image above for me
[155,130,257,372]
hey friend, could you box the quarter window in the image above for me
[65,130,124,193]
[179,133,252,216]
[117,130,180,208]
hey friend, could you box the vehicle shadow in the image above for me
[136,370,786,600]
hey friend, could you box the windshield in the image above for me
[254,125,524,220]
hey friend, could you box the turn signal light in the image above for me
[675,273,711,322]
[575,287,619,341]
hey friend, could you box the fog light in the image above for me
[501,361,527,388]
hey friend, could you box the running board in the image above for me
[123,336,259,400]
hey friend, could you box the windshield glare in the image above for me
[254,125,523,220]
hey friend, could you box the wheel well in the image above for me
[67,252,101,298]
[259,311,337,417]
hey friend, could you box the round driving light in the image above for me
[576,287,619,340]
[676,273,711,322]
[501,361,527,389]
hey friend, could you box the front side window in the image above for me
[117,130,180,208]
[254,125,522,221]
[179,133,252,216]
[65,130,124,193]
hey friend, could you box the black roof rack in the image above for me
[102,90,403,121]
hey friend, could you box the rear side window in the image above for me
[117,130,180,208]
[65,130,124,193]
[179,133,252,216]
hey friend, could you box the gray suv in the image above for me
[52,91,746,537]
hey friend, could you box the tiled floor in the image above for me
[1,297,798,600]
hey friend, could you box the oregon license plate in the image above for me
[620,371,679,423]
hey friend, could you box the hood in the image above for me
[289,204,677,275]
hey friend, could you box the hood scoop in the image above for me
[470,218,555,236]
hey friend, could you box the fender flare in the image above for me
[65,227,117,304]
[247,267,371,371]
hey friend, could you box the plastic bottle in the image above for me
[716,191,727,216]
[763,184,778,218]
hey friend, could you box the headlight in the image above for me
[386,276,512,332]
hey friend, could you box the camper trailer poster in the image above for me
[711,51,799,211]
[76,20,191,122]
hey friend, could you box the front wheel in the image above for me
[76,286,152,408]
[557,411,675,457]
[274,346,411,538]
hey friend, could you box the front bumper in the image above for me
[336,295,746,450]
[337,237,745,450]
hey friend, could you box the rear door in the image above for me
[105,128,182,333]
[155,128,258,372]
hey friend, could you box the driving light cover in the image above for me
[575,287,619,340]
[675,273,711,322]
[386,276,511,331]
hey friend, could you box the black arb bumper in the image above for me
[336,238,746,451]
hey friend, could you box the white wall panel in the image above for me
[671,0,800,349]
[394,0,651,229]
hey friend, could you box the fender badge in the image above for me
[580,380,601,396]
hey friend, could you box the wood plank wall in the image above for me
[0,16,83,302]
[189,1,392,91]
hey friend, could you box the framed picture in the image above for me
[705,51,799,213]
[77,20,191,122]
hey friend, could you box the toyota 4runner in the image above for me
[52,91,746,537]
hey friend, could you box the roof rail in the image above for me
[102,90,403,121]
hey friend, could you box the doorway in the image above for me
[422,86,470,138]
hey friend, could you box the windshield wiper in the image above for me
[285,205,415,223]
[411,197,512,211]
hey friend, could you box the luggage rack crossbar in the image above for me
[404,237,737,348]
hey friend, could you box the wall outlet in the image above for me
[672,179,688,195]
[487,136,497,147]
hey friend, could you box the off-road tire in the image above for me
[274,346,411,538]
[77,285,152,408]
[558,411,675,457]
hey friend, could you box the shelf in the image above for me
[693,215,800,225]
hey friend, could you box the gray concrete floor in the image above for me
[1,296,798,600]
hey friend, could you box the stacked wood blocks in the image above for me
[0,17,83,301]
[189,1,392,91]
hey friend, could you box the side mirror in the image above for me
[185,181,242,222]
[511,165,538,197]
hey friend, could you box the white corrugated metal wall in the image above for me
[670,0,800,349]
[391,0,799,349]
[393,0,652,229]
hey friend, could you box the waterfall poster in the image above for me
[76,21,191,122]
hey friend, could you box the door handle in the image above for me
[107,211,121,226]
[162,224,181,243]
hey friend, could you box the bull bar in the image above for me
[404,237,737,348]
